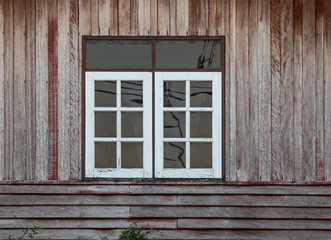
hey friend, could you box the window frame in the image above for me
[82,36,226,180]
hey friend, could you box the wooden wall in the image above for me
[0,0,330,183]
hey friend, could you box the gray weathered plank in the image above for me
[138,0,150,35]
[118,0,131,35]
[169,0,175,35]
[99,0,110,35]
[176,0,188,35]
[0,0,4,181]
[158,0,170,35]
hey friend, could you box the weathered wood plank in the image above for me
[99,0,110,35]
[25,0,37,180]
[188,0,196,35]
[169,0,175,35]
[294,0,303,181]
[208,0,217,36]
[158,0,170,35]
[217,0,229,35]
[0,0,4,181]
[47,0,59,181]
[281,0,294,181]
[110,0,118,35]
[138,0,150,35]
[131,0,138,35]
[236,0,249,181]
[302,0,316,181]
[58,0,70,181]
[118,0,131,35]
[176,0,188,35]
[270,0,281,181]
[150,0,157,35]
[196,0,208,35]
[91,0,99,35]
[315,0,325,181]
[258,0,271,181]
[69,0,80,180]
[36,0,49,181]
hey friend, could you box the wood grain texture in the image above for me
[208,0,217,36]
[158,0,170,35]
[169,0,175,35]
[138,0,150,35]
[0,0,4,181]
[91,0,99,34]
[217,0,229,35]
[176,0,188,35]
[119,0,131,35]
[150,0,157,35]
[196,0,208,35]
[188,0,197,35]
[131,0,138,35]
[99,0,110,35]
[110,0,118,35]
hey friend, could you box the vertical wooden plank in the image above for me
[236,0,249,181]
[58,0,70,181]
[138,0,150,35]
[270,0,281,181]
[208,0,217,36]
[227,0,236,181]
[281,0,294,181]
[189,0,196,35]
[249,0,259,181]
[91,0,99,34]
[169,0,176,35]
[196,0,208,35]
[110,0,118,35]
[47,0,58,181]
[293,0,303,181]
[325,0,331,181]
[176,0,188,35]
[158,0,170,35]
[69,0,80,180]
[150,0,157,35]
[131,0,138,35]
[302,0,316,181]
[218,0,229,35]
[36,0,48,180]
[118,0,131,35]
[315,0,325,181]
[258,0,271,181]
[99,0,110,35]
[0,0,4,181]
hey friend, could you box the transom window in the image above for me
[84,37,224,179]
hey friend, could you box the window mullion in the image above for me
[116,79,121,169]
[186,79,190,170]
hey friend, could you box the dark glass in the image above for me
[164,142,186,168]
[95,142,116,168]
[86,40,152,69]
[190,112,212,138]
[164,81,185,107]
[121,142,143,168]
[190,81,212,107]
[95,112,116,137]
[190,142,212,168]
[95,81,116,107]
[121,81,143,107]
[121,112,143,137]
[164,112,185,138]
[156,40,221,69]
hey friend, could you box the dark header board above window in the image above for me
[85,38,222,70]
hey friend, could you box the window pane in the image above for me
[190,112,212,138]
[121,142,143,168]
[156,40,221,69]
[164,81,185,107]
[95,112,116,137]
[121,81,143,107]
[86,40,152,69]
[164,142,186,168]
[190,142,212,168]
[95,81,116,107]
[122,112,143,137]
[95,142,116,168]
[190,81,212,107]
[164,111,185,138]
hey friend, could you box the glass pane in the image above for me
[95,112,116,137]
[156,40,221,69]
[164,81,185,107]
[122,112,143,137]
[164,112,185,138]
[121,142,143,168]
[190,112,212,138]
[95,142,116,168]
[164,142,186,168]
[86,40,152,69]
[190,142,212,168]
[95,81,116,107]
[190,81,212,107]
[121,81,143,107]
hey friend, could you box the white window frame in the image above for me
[85,72,153,178]
[155,72,222,178]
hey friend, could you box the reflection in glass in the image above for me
[95,142,116,168]
[156,40,221,69]
[190,112,212,138]
[164,81,185,107]
[190,142,212,168]
[164,112,185,138]
[164,142,186,168]
[86,40,151,69]
[121,142,143,168]
[190,81,212,107]
[95,81,116,107]
[95,112,116,137]
[121,81,143,107]
[122,112,143,137]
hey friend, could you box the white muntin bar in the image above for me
[116,79,121,169]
